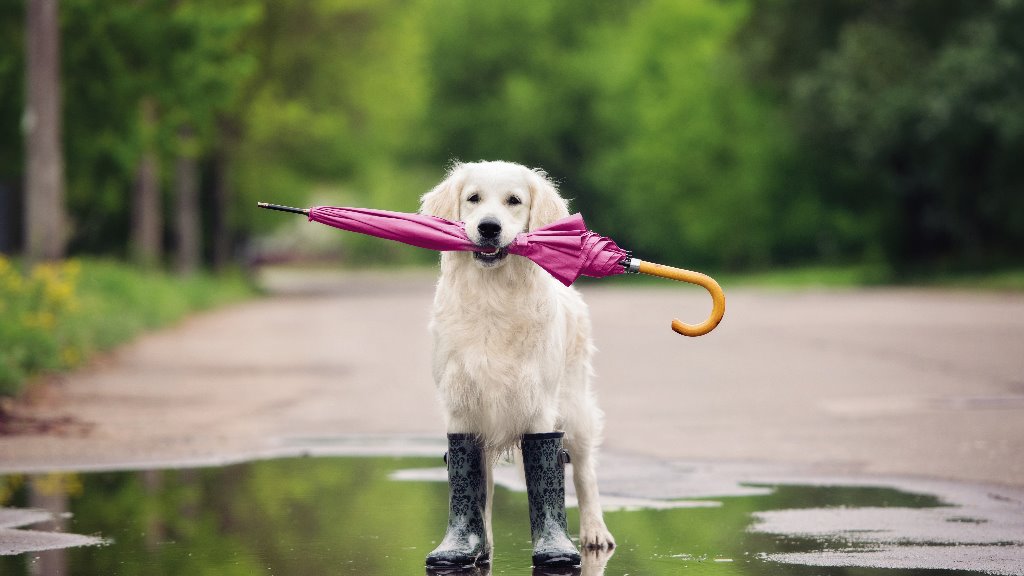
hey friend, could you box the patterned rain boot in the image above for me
[522,432,582,567]
[426,433,490,567]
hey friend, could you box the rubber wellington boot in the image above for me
[426,434,490,567]
[522,432,582,567]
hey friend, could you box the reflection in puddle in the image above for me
[0,474,106,558]
[1,456,1022,575]
[750,485,1024,574]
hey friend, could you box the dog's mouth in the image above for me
[472,245,509,265]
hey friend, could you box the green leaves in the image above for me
[742,0,1024,270]
[3,0,1020,273]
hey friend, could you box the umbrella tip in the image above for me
[257,202,309,216]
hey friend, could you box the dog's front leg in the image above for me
[426,433,490,567]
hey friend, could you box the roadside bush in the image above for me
[0,256,81,394]
[0,257,254,397]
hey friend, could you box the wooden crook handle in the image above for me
[636,260,725,337]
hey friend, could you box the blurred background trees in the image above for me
[741,0,1024,272]
[1,0,1022,275]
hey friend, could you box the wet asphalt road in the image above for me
[1,268,1022,489]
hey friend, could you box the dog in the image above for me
[420,160,615,557]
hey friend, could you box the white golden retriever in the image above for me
[420,160,615,551]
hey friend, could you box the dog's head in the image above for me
[420,161,569,269]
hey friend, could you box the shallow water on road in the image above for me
[1,456,1021,575]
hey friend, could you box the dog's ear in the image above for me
[528,169,570,231]
[420,163,464,221]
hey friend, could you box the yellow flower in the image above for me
[3,272,22,294]
[0,475,25,505]
[22,311,55,330]
[61,346,81,367]
[38,311,55,329]
[30,473,83,498]
[30,263,56,283]
[44,279,75,307]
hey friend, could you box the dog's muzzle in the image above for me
[473,217,509,265]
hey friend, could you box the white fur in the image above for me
[420,160,615,551]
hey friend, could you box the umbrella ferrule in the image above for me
[257,202,309,216]
[623,257,642,274]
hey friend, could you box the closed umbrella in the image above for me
[258,203,724,336]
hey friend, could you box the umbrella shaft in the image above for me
[257,202,309,216]
[622,257,642,274]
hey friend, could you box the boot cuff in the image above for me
[522,431,565,441]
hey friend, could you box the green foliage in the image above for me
[717,264,891,289]
[417,0,804,269]
[740,0,1024,271]
[419,2,621,173]
[0,257,254,396]
[70,259,254,351]
[0,2,23,185]
[2,0,1022,272]
[581,0,800,269]
[0,257,81,393]
[234,0,432,238]
[43,0,256,254]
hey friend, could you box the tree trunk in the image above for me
[211,147,231,272]
[131,97,162,267]
[174,126,200,275]
[28,475,70,576]
[23,0,66,262]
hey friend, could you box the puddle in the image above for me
[1,455,1023,575]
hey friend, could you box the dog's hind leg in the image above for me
[484,447,497,559]
[522,431,582,567]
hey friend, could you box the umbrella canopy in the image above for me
[258,202,723,336]
[308,206,476,252]
[297,204,627,287]
[507,214,628,285]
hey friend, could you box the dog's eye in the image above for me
[467,193,480,204]
[507,195,521,206]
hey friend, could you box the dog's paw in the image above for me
[579,516,615,550]
[580,544,615,576]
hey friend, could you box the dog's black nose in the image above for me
[477,218,502,240]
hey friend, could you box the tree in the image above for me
[52,0,260,268]
[23,0,66,262]
[131,97,161,267]
[740,0,1024,270]
[580,0,799,268]
[419,1,625,192]
[416,0,807,269]
[158,0,260,274]
[174,126,200,274]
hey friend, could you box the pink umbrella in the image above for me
[258,202,725,336]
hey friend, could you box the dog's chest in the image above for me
[442,305,547,361]
[432,287,560,386]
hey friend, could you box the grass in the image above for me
[585,262,1024,291]
[923,268,1024,291]
[716,264,891,289]
[732,265,1024,291]
[0,257,256,397]
[582,263,888,290]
